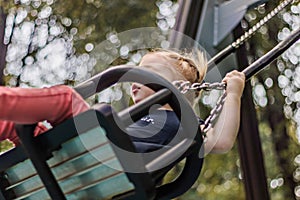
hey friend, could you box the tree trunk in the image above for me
[250,1,298,197]
[264,2,297,197]
[267,99,296,199]
[0,7,7,86]
[234,24,270,200]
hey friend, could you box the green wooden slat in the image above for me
[51,144,114,181]
[25,159,134,200]
[5,159,36,186]
[6,143,113,192]
[12,175,44,200]
[13,159,133,200]
[16,174,133,200]
[66,173,134,200]
[5,126,108,185]
[10,144,115,197]
[47,126,108,167]
[4,126,134,200]
[60,158,125,194]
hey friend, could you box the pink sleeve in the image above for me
[0,85,90,144]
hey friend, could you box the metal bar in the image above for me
[207,0,294,71]
[238,83,270,200]
[0,190,5,200]
[15,125,66,200]
[5,131,107,190]
[207,45,234,70]
[11,166,123,200]
[0,172,13,200]
[0,7,7,86]
[64,171,124,195]
[234,24,270,200]
[242,27,300,80]
[146,139,193,171]
[118,88,172,127]
[5,141,110,190]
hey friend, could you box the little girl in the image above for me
[0,49,245,155]
[129,49,245,154]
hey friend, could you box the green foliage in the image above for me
[244,0,300,199]
[51,0,158,53]
[1,0,161,87]
[0,140,14,153]
[1,0,300,199]
[176,145,245,200]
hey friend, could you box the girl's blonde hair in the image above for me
[149,48,208,104]
[150,48,207,84]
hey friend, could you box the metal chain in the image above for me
[207,0,294,70]
[173,80,227,141]
[173,80,226,92]
[202,90,227,134]
[171,0,294,140]
[232,0,294,48]
[172,0,294,141]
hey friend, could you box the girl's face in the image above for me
[130,52,173,104]
[130,52,186,104]
[138,52,186,82]
[131,83,155,104]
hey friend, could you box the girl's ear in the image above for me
[178,59,199,83]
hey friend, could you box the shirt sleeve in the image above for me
[198,117,205,125]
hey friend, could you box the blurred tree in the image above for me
[245,0,300,199]
[177,146,245,200]
[1,0,299,199]
[51,0,159,53]
[0,0,164,87]
[179,0,300,199]
[0,0,180,143]
[0,5,8,85]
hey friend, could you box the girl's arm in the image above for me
[204,70,245,154]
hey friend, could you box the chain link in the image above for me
[202,90,227,134]
[232,0,293,48]
[173,80,227,140]
[172,80,191,94]
[171,0,294,141]
[173,80,226,92]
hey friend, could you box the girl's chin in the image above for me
[133,100,140,104]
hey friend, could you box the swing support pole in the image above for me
[242,28,300,80]
[206,0,294,71]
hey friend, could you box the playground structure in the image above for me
[0,0,299,199]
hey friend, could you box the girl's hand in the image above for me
[222,70,245,98]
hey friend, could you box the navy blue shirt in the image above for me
[126,110,204,153]
[126,110,182,153]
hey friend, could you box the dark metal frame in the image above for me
[75,66,205,199]
[0,67,204,200]
[234,25,270,200]
[0,6,7,86]
[175,1,300,199]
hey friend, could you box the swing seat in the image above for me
[0,66,204,200]
[0,112,135,200]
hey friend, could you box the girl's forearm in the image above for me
[205,93,241,154]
